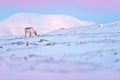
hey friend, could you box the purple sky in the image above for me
[0,0,120,23]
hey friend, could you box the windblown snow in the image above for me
[0,13,95,37]
[0,19,120,80]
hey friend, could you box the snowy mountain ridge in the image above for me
[0,13,95,37]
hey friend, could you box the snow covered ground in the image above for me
[0,21,120,80]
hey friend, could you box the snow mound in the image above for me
[0,13,95,37]
[49,20,120,35]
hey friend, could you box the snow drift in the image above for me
[0,13,95,37]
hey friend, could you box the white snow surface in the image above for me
[0,13,95,37]
[0,21,120,80]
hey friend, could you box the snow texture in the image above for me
[0,15,120,80]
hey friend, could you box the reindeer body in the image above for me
[24,27,37,37]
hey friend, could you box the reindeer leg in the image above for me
[34,31,37,36]
[30,32,31,37]
[25,31,27,37]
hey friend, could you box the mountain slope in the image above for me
[0,13,95,36]
[0,20,120,80]
[48,20,120,35]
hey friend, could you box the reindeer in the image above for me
[24,27,37,37]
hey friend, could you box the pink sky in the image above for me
[0,0,120,23]
[1,0,120,11]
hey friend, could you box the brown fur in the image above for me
[24,27,37,37]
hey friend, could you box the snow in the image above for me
[0,13,95,37]
[0,18,120,80]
